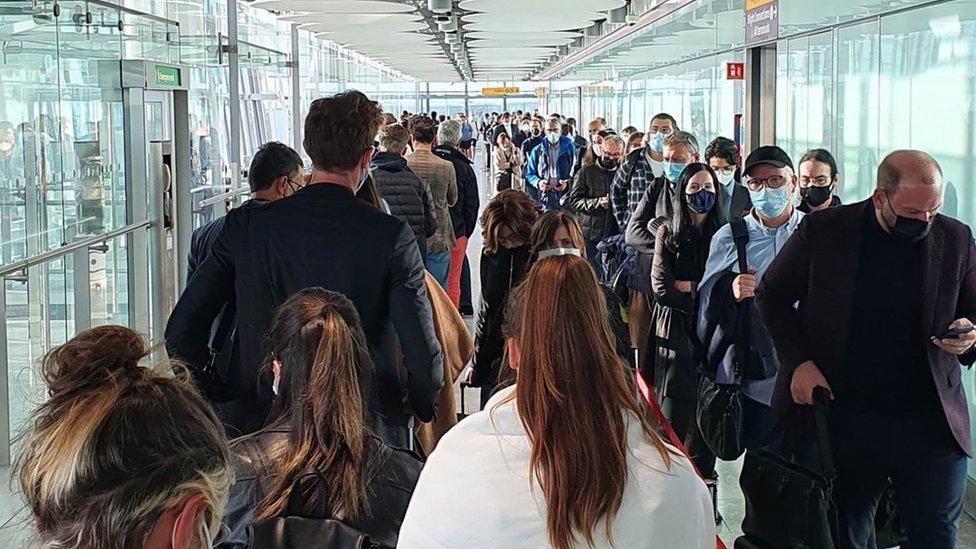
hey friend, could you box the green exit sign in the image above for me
[154,65,181,87]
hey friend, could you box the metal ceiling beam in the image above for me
[534,0,697,81]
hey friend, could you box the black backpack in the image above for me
[247,470,374,549]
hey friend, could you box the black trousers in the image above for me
[660,395,717,478]
[830,406,966,549]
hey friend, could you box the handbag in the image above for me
[635,372,728,549]
[696,217,750,461]
[247,469,374,549]
[737,387,838,549]
[873,480,907,548]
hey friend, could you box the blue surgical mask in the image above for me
[750,185,791,218]
[687,189,716,214]
[664,161,686,182]
[649,131,667,153]
[546,132,560,144]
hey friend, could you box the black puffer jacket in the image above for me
[219,425,422,549]
[433,145,480,239]
[568,163,620,243]
[371,151,436,256]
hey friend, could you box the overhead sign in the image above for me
[154,64,181,87]
[745,0,779,46]
[534,86,549,97]
[482,87,519,96]
[581,85,614,94]
[726,62,745,80]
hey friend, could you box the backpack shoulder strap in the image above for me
[730,217,750,273]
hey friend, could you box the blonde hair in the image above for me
[15,325,230,549]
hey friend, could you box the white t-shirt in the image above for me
[397,386,716,548]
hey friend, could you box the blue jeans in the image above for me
[426,251,451,289]
[829,406,966,549]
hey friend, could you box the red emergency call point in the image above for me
[726,62,745,80]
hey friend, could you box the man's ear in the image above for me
[362,146,374,170]
[171,492,209,549]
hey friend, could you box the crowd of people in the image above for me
[12,89,976,549]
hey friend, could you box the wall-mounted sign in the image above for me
[745,0,779,46]
[534,86,549,97]
[726,62,745,80]
[482,87,520,96]
[154,64,181,87]
[581,85,615,94]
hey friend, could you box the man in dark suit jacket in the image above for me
[756,150,976,549]
[185,141,304,437]
[167,91,443,447]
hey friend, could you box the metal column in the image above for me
[291,24,302,151]
[0,286,9,465]
[173,89,192,291]
[227,0,242,175]
[122,88,151,339]
[745,43,777,152]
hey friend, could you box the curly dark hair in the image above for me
[304,90,382,172]
[407,115,438,144]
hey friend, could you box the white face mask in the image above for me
[592,143,602,156]
[716,170,735,186]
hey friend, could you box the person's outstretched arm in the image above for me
[388,221,444,422]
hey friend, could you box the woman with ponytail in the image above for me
[398,256,715,548]
[16,325,230,549]
[220,288,422,548]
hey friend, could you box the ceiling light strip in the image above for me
[535,0,697,81]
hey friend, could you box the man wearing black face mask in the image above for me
[756,150,976,549]
[568,134,625,280]
[797,148,843,213]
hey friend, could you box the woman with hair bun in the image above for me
[16,325,230,549]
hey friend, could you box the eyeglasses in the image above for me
[651,126,675,136]
[286,177,306,194]
[744,174,788,191]
[713,168,736,177]
[799,175,831,187]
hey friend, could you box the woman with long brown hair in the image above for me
[528,210,633,370]
[219,288,422,548]
[399,256,715,548]
[472,189,539,406]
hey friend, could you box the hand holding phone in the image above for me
[938,325,975,340]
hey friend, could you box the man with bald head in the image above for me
[756,150,976,548]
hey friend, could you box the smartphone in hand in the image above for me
[938,325,976,340]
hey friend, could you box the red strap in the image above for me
[635,371,728,549]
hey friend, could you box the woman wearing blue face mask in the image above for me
[649,163,727,489]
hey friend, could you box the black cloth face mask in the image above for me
[886,197,932,242]
[801,185,833,208]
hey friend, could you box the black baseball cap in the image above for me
[744,145,794,174]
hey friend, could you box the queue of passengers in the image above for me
[12,89,976,549]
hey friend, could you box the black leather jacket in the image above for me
[473,245,531,387]
[219,425,422,549]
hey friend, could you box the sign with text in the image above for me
[154,64,181,87]
[726,62,745,80]
[482,87,520,96]
[745,0,778,46]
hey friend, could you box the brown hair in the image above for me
[628,132,644,150]
[407,114,438,144]
[16,326,230,548]
[304,90,382,172]
[252,288,374,522]
[481,189,539,255]
[502,256,670,549]
[529,210,586,263]
[378,123,410,154]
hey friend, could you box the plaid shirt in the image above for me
[610,147,655,230]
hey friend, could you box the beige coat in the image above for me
[406,150,458,253]
[414,272,474,454]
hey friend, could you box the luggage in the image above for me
[737,387,838,549]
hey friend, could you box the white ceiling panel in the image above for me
[458,0,624,12]
[252,0,415,14]
[280,12,422,23]
[463,13,600,32]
